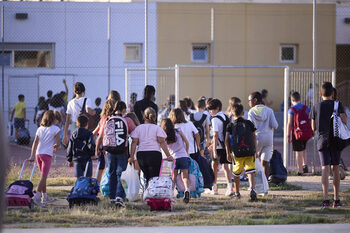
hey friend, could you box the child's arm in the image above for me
[179,131,189,154]
[205,124,210,146]
[252,132,258,158]
[194,132,200,152]
[88,134,97,160]
[53,132,60,153]
[287,113,293,143]
[10,108,15,122]
[67,138,73,164]
[225,131,232,162]
[29,135,39,162]
[158,136,173,161]
[95,134,102,157]
[23,107,26,121]
[129,137,139,164]
[63,114,71,146]
[212,131,219,159]
[63,79,68,98]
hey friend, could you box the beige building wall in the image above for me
[157,3,336,111]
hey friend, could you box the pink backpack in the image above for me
[102,116,128,154]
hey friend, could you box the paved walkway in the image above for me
[3,224,350,233]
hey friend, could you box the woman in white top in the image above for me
[62,82,95,146]
[169,108,200,158]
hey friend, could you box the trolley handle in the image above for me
[83,160,101,179]
[19,159,36,182]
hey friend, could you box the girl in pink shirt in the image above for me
[129,107,172,184]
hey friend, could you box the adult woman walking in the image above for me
[62,82,95,146]
[129,107,172,183]
[133,85,158,124]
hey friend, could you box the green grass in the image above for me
[269,182,302,191]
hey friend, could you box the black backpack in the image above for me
[213,114,230,147]
[230,119,255,157]
[102,116,128,154]
[189,113,207,147]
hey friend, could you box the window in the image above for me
[0,43,54,68]
[192,44,210,63]
[124,43,142,63]
[0,51,11,66]
[280,45,297,63]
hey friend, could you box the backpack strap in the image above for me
[189,113,195,122]
[198,114,207,125]
[80,98,87,114]
[334,101,339,115]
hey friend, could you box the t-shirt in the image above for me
[211,112,228,149]
[131,123,167,152]
[175,122,198,154]
[35,125,60,156]
[66,97,93,123]
[288,103,310,116]
[167,130,189,159]
[14,102,26,119]
[311,100,345,150]
[133,99,158,124]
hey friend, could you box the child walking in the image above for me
[10,94,26,143]
[161,118,191,203]
[67,115,96,178]
[29,110,61,207]
[225,104,257,200]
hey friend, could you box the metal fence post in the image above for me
[175,64,179,108]
[283,66,289,170]
[125,68,129,106]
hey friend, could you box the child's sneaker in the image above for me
[183,190,190,204]
[321,200,330,209]
[333,200,342,208]
[42,195,55,204]
[234,193,241,199]
[225,188,234,197]
[115,197,125,208]
[303,165,309,173]
[250,189,257,201]
[33,195,45,207]
[211,185,218,195]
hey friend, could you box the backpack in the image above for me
[290,105,313,141]
[269,150,287,185]
[189,113,207,147]
[73,133,94,161]
[213,114,230,147]
[230,119,255,157]
[79,98,97,132]
[17,128,30,145]
[102,115,128,154]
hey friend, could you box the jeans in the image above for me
[106,152,128,200]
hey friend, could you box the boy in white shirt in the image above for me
[207,99,233,196]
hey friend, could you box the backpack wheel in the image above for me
[28,199,34,209]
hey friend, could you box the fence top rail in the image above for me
[290,68,335,72]
[125,67,175,71]
[175,64,289,69]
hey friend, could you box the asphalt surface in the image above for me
[3,224,350,233]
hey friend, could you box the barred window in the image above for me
[124,43,142,63]
[192,44,210,63]
[280,45,297,64]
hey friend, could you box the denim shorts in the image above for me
[14,118,25,129]
[175,157,191,170]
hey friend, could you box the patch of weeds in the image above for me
[305,208,350,215]
[269,182,302,191]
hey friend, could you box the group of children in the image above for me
[25,81,346,209]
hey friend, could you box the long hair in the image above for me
[161,118,177,144]
[143,85,155,100]
[169,108,187,124]
[144,107,157,124]
[74,82,85,95]
[101,99,116,118]
[40,110,55,127]
[250,92,263,105]
[126,112,140,126]
[108,90,121,102]
[114,101,127,116]
[226,97,241,115]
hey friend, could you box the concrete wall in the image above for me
[157,3,336,111]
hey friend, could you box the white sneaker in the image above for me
[211,185,219,195]
[33,195,45,207]
[225,188,234,197]
[42,195,55,204]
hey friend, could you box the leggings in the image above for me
[137,151,162,184]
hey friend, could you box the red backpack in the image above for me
[291,105,313,141]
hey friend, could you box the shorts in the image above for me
[213,149,230,164]
[36,154,52,176]
[14,118,25,129]
[98,155,105,170]
[74,159,92,178]
[175,157,191,170]
[232,155,256,176]
[257,144,273,162]
[292,136,307,152]
[318,149,341,166]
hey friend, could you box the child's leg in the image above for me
[36,154,52,193]
[247,172,255,190]
[115,153,128,200]
[296,151,303,173]
[172,170,179,190]
[181,169,190,191]
[223,163,232,185]
[233,176,240,194]
[212,160,219,184]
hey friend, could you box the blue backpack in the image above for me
[269,150,287,184]
[176,158,204,198]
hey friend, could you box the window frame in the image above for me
[280,44,297,64]
[191,43,210,63]
[124,43,142,63]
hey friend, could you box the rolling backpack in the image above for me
[189,113,207,148]
[102,115,128,154]
[230,119,255,157]
[290,105,313,141]
[269,150,287,185]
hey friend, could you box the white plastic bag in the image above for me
[121,163,141,202]
[255,158,269,196]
